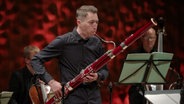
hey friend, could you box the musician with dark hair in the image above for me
[31,5,109,104]
[8,45,40,104]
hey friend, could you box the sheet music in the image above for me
[119,52,173,84]
[145,90,180,104]
[0,91,13,104]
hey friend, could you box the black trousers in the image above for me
[128,84,146,104]
[63,85,101,104]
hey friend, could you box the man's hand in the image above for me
[83,72,98,83]
[48,80,62,99]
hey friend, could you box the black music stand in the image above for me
[119,52,173,84]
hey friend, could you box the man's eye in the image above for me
[88,21,98,24]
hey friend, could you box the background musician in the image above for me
[8,45,40,104]
[31,5,109,104]
[128,28,157,104]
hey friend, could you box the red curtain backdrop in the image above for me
[0,0,183,104]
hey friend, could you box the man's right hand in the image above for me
[48,79,62,99]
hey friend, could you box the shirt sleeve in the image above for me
[96,40,109,81]
[31,36,65,83]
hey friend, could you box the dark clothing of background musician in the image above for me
[128,47,156,104]
[31,28,109,104]
[181,83,184,104]
[8,67,34,104]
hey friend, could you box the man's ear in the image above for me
[76,19,81,25]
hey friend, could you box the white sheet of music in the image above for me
[145,90,180,104]
[0,91,13,104]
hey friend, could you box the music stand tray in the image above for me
[118,52,173,84]
[144,89,180,104]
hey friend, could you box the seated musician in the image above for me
[8,45,40,104]
[31,5,109,104]
[128,28,157,104]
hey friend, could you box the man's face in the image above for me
[25,51,38,65]
[77,12,99,38]
[25,51,39,75]
[29,52,37,59]
[141,31,157,52]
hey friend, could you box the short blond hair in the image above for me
[23,45,40,58]
[76,5,98,20]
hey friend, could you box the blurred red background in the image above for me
[0,0,184,104]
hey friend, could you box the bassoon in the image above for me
[46,18,157,104]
